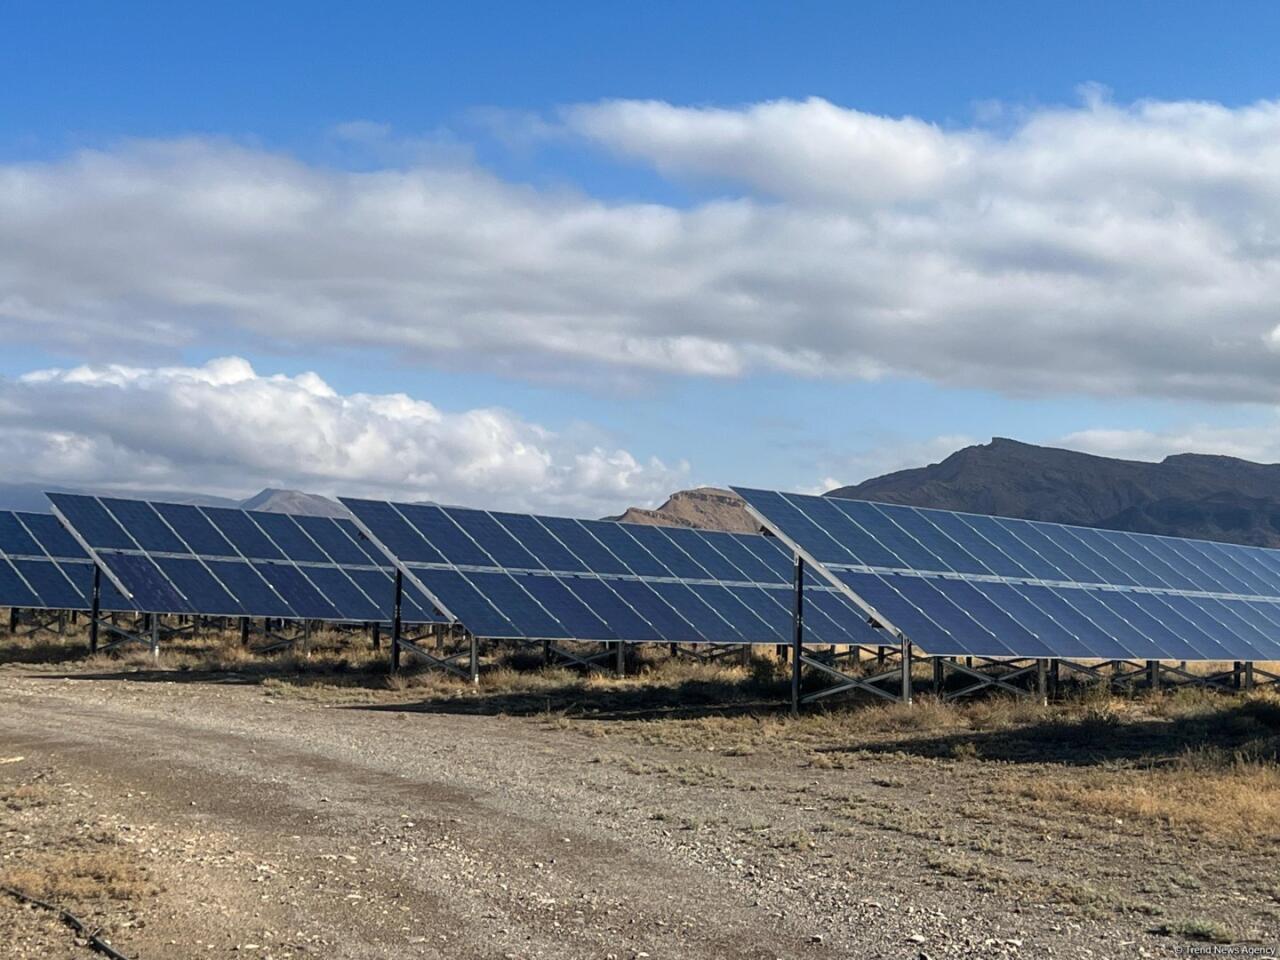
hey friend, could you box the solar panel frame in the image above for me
[47,494,442,623]
[341,497,887,646]
[733,486,1280,662]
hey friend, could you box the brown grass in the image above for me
[1,850,152,902]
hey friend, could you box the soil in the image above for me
[1,665,1278,959]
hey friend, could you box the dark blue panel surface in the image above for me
[648,581,743,642]
[806,589,888,646]
[458,571,562,637]
[294,515,372,566]
[251,513,328,563]
[100,498,188,554]
[888,577,1019,657]
[582,522,668,577]
[1098,592,1200,661]
[833,501,949,572]
[342,499,446,565]
[1050,587,1166,659]
[1006,520,1101,583]
[12,559,85,608]
[968,582,1100,660]
[1139,538,1225,592]
[735,488,861,565]
[60,561,130,612]
[836,571,954,651]
[254,563,340,619]
[961,515,1064,581]
[537,517,629,575]
[447,509,542,569]
[729,585,790,642]
[303,566,382,622]
[105,552,192,612]
[0,559,43,607]
[605,579,700,641]
[48,494,135,550]
[204,560,296,618]
[880,506,989,575]
[205,508,286,560]
[155,558,243,615]
[399,505,491,567]
[1043,524,1138,586]
[1111,534,1191,590]
[668,529,748,581]
[626,525,709,579]
[1170,539,1254,594]
[491,513,588,572]
[153,503,237,556]
[705,533,781,583]
[736,534,794,583]
[516,574,615,639]
[21,513,87,559]
[792,495,903,568]
[687,583,770,642]
[919,509,1030,578]
[929,579,1044,657]
[0,513,42,556]
[564,576,663,641]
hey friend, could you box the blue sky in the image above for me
[3,1,1280,513]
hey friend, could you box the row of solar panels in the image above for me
[340,498,881,646]
[30,493,883,646]
[733,488,1280,662]
[18,497,442,623]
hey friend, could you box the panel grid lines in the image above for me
[733,487,1280,662]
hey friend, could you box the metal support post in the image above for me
[8,607,17,633]
[468,633,480,684]
[932,656,944,694]
[1244,661,1255,691]
[1147,659,1160,692]
[1233,661,1242,690]
[371,621,381,650]
[391,569,403,673]
[1050,659,1060,698]
[900,639,913,705]
[739,644,751,668]
[239,617,249,646]
[544,638,553,665]
[791,555,804,716]
[150,616,160,658]
[88,566,101,654]
[1036,658,1048,705]
[614,641,626,678]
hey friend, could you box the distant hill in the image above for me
[829,438,1280,547]
[238,488,346,517]
[608,487,758,533]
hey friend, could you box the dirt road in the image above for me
[1,666,1276,959]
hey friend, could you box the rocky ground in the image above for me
[1,657,1278,959]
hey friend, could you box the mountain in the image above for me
[238,488,346,517]
[608,487,759,533]
[828,438,1280,547]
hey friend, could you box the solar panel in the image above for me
[341,498,885,646]
[0,510,130,612]
[733,487,1280,662]
[47,494,442,623]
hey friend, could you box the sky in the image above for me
[4,1,1280,515]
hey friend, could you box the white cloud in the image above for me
[0,357,686,516]
[5,94,1280,401]
[1056,423,1280,464]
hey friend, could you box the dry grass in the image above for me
[1,850,153,902]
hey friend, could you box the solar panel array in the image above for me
[0,510,130,612]
[733,487,1280,662]
[341,498,884,646]
[47,494,442,623]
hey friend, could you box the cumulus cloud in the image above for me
[5,94,1280,401]
[1056,423,1280,464]
[0,357,686,515]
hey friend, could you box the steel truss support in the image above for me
[932,656,1048,702]
[533,637,626,677]
[396,624,481,683]
[242,618,312,655]
[10,609,70,641]
[791,555,914,712]
[1054,659,1272,693]
[91,612,165,657]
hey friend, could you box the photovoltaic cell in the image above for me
[342,497,884,646]
[734,486,1280,661]
[47,494,442,623]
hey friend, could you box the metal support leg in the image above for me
[239,617,249,646]
[391,569,403,674]
[1036,658,1048,705]
[1050,659,1060,698]
[7,607,17,634]
[150,616,160,658]
[1147,660,1160,692]
[88,566,101,654]
[544,638,553,666]
[371,621,381,650]
[1233,661,1242,690]
[1244,661,1255,691]
[900,639,913,705]
[468,633,479,684]
[791,555,804,717]
[932,656,944,694]
[614,641,625,678]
